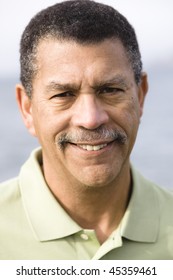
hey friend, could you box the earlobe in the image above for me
[138,72,148,117]
[15,84,36,137]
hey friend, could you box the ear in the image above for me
[15,84,36,137]
[138,72,148,117]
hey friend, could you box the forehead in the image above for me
[35,38,133,84]
[37,37,130,63]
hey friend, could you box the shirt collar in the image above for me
[19,148,159,243]
[120,165,159,243]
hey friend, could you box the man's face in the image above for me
[18,38,147,188]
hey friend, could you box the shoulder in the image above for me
[152,183,173,224]
[132,165,173,202]
[142,173,173,209]
[132,166,173,226]
[0,177,21,207]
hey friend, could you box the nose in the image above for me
[71,94,109,129]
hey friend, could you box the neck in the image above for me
[43,161,132,244]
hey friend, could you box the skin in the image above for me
[16,38,148,243]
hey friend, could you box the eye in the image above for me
[99,87,123,95]
[50,91,74,99]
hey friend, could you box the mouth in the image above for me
[77,143,108,151]
[56,127,127,151]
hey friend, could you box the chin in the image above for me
[75,164,121,189]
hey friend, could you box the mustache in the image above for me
[56,127,127,149]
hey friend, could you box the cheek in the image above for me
[125,99,141,138]
[111,97,140,136]
[32,104,71,142]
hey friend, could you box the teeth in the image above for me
[79,143,107,151]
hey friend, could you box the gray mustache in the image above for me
[56,127,127,149]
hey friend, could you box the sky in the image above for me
[0,0,173,78]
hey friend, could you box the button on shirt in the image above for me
[0,148,173,259]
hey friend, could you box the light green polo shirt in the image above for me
[0,148,173,260]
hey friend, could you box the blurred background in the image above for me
[0,0,173,189]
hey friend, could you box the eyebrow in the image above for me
[45,81,80,93]
[45,75,129,93]
[92,75,129,90]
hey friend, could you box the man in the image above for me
[0,0,173,260]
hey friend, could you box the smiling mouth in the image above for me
[78,143,108,151]
[56,128,127,150]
